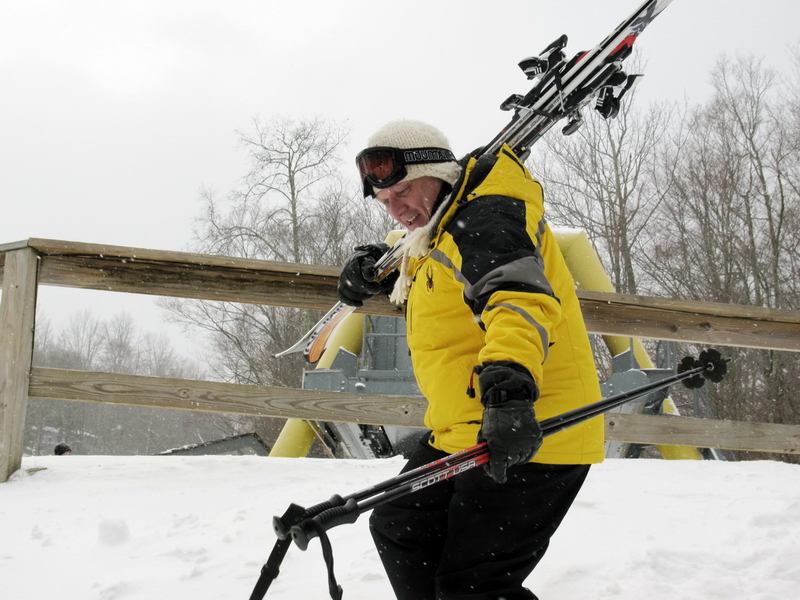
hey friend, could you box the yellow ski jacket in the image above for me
[405,145,605,464]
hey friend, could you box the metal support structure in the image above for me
[555,231,703,460]
[303,315,422,460]
[271,230,409,459]
[269,307,367,458]
[268,418,318,458]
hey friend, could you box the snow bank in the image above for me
[1,455,798,599]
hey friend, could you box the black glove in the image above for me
[476,361,543,484]
[337,243,396,307]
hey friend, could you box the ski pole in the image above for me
[539,348,727,437]
[287,349,728,550]
[249,350,726,598]
[249,443,490,600]
[249,350,727,599]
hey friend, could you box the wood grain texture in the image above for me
[29,367,428,428]
[27,367,800,454]
[1,238,797,351]
[1,248,39,481]
[605,413,800,454]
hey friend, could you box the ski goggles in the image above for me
[356,146,457,196]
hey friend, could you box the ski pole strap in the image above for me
[249,536,293,600]
[250,502,307,600]
[307,520,344,600]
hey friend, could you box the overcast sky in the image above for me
[2,0,799,346]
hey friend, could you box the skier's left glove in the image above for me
[337,243,397,307]
[476,361,543,484]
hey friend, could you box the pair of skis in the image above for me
[275,0,674,364]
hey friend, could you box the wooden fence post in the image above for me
[0,247,39,482]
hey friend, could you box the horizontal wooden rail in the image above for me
[605,412,800,455]
[2,238,800,351]
[28,367,428,428]
[577,290,800,352]
[1,238,348,312]
[28,367,800,455]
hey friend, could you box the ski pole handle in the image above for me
[273,495,348,540]
[290,498,361,551]
[287,444,491,550]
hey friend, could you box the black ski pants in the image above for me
[369,436,590,600]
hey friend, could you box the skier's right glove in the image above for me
[476,361,543,484]
[337,243,397,307]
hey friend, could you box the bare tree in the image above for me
[162,116,393,385]
[26,310,218,456]
[99,312,139,374]
[529,52,800,462]
[159,116,395,450]
[644,54,800,460]
[648,55,800,308]
[57,310,104,370]
[530,89,677,294]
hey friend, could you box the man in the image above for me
[338,119,604,600]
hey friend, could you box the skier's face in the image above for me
[375,176,443,231]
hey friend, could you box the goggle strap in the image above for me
[397,148,456,165]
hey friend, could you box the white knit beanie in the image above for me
[364,121,462,305]
[365,119,461,195]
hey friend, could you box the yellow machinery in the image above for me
[271,230,701,460]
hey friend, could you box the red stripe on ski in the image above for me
[610,34,638,57]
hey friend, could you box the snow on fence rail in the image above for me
[3,238,800,481]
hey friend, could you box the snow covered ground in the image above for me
[2,454,799,599]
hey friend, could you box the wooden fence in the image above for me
[3,238,800,481]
